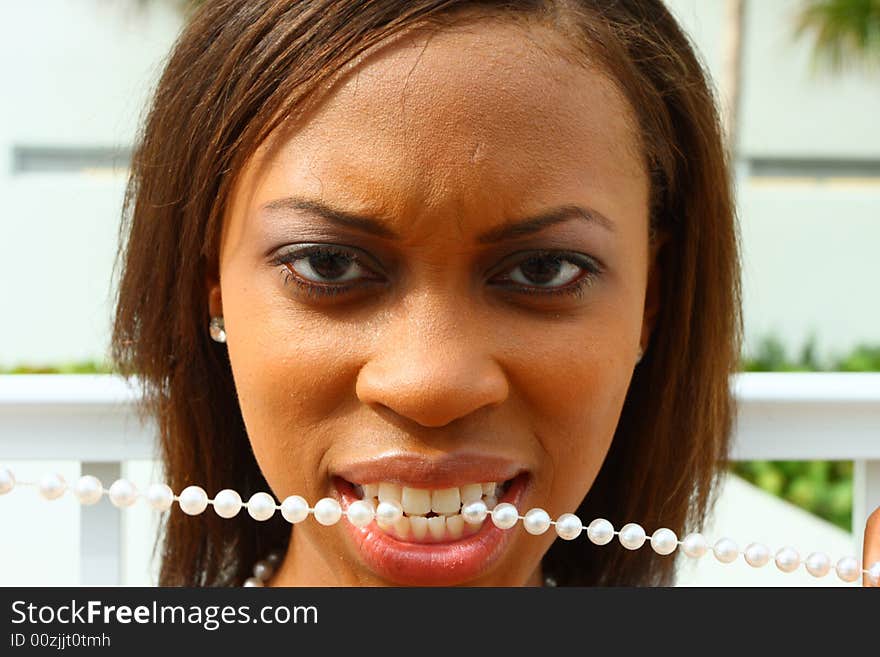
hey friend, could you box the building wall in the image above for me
[666,0,880,359]
[0,1,182,366]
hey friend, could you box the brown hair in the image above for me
[112,0,741,586]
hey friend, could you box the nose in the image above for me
[355,295,510,429]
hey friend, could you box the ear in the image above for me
[206,274,223,318]
[640,231,667,353]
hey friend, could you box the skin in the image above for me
[207,16,657,586]
[866,509,880,587]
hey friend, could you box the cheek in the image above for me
[222,282,357,497]
[507,314,637,508]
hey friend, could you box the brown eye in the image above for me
[489,250,602,299]
[272,244,385,300]
[288,249,362,283]
[510,255,583,287]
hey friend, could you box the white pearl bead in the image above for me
[554,513,582,540]
[587,518,614,545]
[713,537,739,563]
[314,497,342,526]
[281,495,310,524]
[461,500,488,524]
[346,500,375,528]
[650,528,678,555]
[253,559,275,581]
[681,532,709,558]
[38,473,66,500]
[867,561,880,586]
[835,556,860,583]
[146,483,174,511]
[213,489,242,518]
[805,552,831,578]
[523,508,551,535]
[375,500,403,524]
[619,523,646,550]
[774,546,800,573]
[73,475,103,506]
[712,537,739,563]
[243,577,264,587]
[247,492,277,521]
[744,542,770,568]
[178,485,208,515]
[108,479,138,508]
[491,503,520,530]
[0,466,15,495]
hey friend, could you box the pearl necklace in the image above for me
[2,466,878,586]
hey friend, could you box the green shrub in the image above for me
[731,460,853,531]
[742,334,880,372]
[0,360,114,374]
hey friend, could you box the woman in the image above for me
[111,0,879,586]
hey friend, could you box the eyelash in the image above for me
[271,245,601,301]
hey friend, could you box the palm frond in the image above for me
[794,0,880,72]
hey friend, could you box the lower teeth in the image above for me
[376,510,478,541]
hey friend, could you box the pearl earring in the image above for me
[636,347,644,364]
[209,316,226,343]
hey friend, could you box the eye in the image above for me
[270,244,383,299]
[508,254,582,287]
[493,250,601,297]
[283,246,366,284]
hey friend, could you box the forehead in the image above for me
[230,15,647,240]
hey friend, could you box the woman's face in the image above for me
[211,17,656,586]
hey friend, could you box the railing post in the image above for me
[80,461,122,586]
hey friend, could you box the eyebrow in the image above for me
[260,196,615,243]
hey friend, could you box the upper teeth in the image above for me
[355,481,503,517]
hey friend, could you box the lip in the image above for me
[333,451,526,489]
[332,452,530,585]
[337,474,529,585]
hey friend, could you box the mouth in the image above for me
[336,478,514,543]
[331,453,531,585]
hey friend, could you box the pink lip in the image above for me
[334,468,530,586]
[333,451,526,489]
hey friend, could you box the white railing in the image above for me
[1,372,879,585]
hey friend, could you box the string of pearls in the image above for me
[2,466,878,586]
